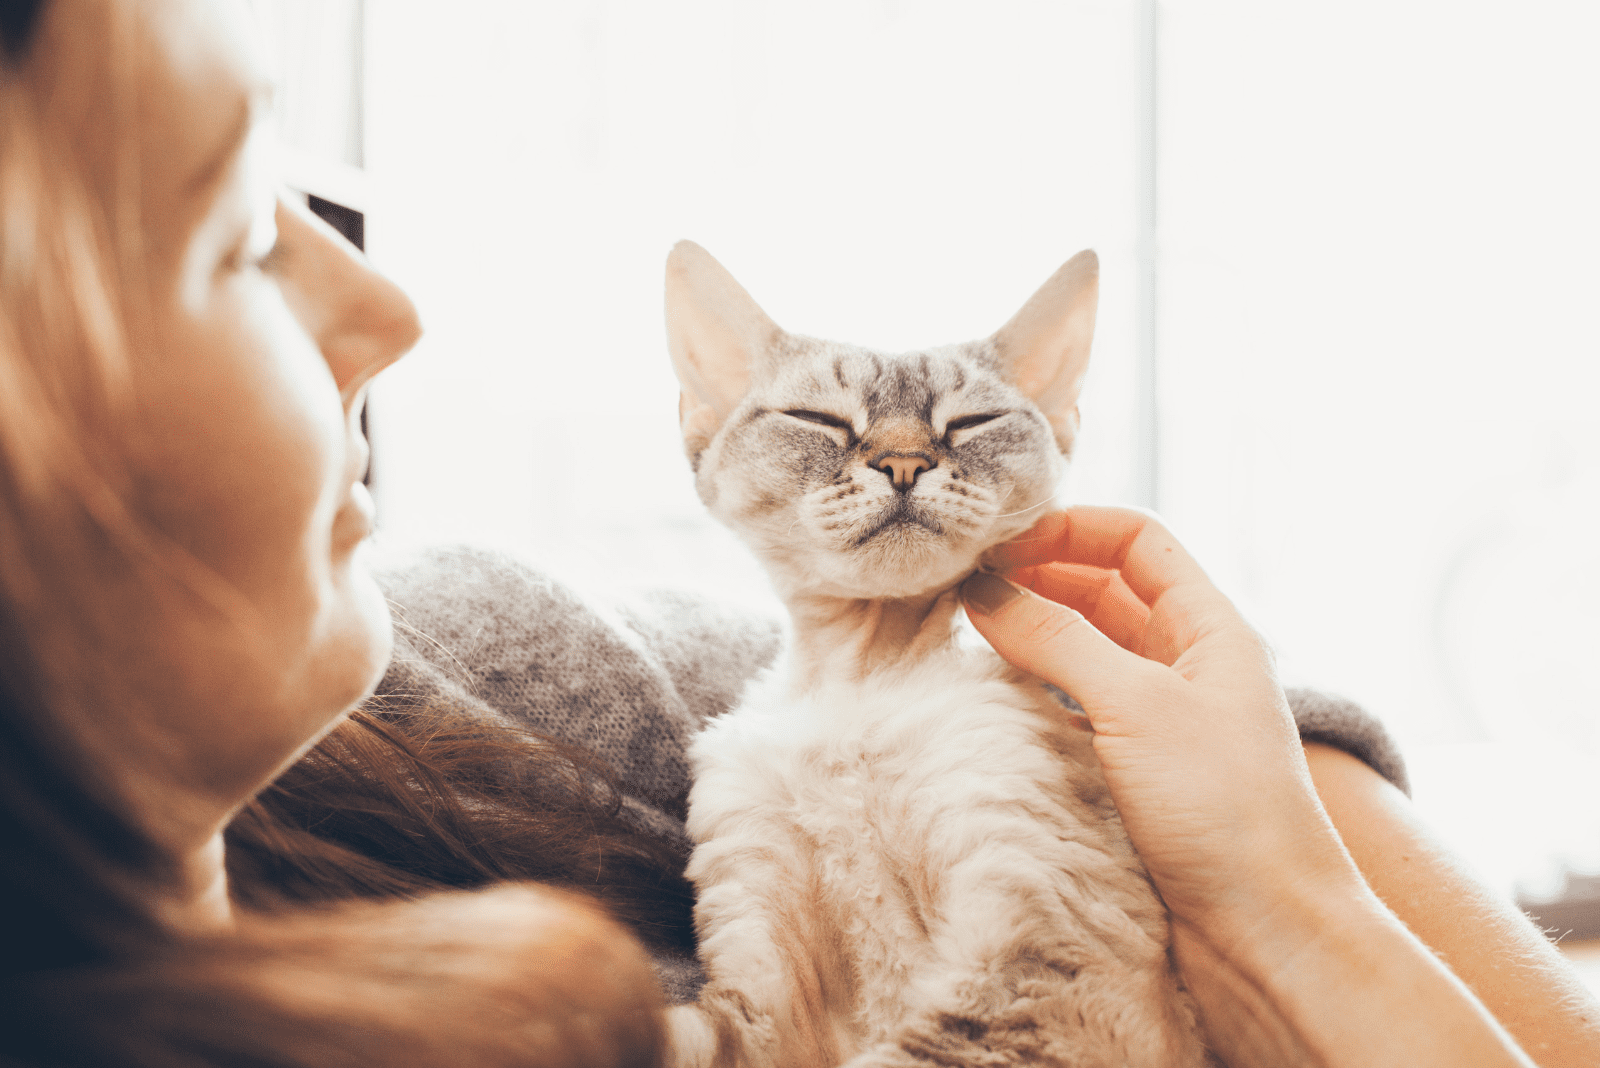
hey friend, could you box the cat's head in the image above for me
[666,243,1097,600]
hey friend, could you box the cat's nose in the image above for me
[874,452,934,491]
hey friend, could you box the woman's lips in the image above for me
[333,481,375,547]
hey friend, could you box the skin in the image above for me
[38,0,624,984]
[75,0,420,931]
[83,0,406,931]
[962,505,1600,1066]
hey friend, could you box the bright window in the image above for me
[1156,0,1600,899]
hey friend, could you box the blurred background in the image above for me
[257,0,1600,958]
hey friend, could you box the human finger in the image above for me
[988,506,1238,629]
[989,507,1203,598]
[1008,562,1151,655]
[960,572,1167,718]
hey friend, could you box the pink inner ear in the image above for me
[992,252,1099,427]
[1013,349,1069,400]
[665,241,780,421]
[678,392,723,465]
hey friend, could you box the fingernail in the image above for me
[961,572,1024,617]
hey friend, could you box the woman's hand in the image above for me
[961,506,1356,942]
[960,506,1535,1068]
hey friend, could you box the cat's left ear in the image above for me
[666,240,784,460]
[990,250,1099,452]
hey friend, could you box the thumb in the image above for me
[961,572,1160,711]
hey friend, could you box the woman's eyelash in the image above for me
[226,233,285,275]
[245,240,287,273]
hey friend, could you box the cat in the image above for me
[664,242,1212,1068]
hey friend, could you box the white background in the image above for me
[1152,0,1600,899]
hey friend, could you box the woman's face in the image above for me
[69,0,420,840]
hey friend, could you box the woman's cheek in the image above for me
[137,283,338,549]
[120,268,369,786]
[243,545,392,792]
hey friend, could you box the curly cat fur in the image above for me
[665,242,1212,1067]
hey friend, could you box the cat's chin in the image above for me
[800,542,983,601]
[748,538,978,602]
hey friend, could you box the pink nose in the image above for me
[875,453,933,490]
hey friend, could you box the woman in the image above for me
[0,0,1594,1065]
[0,1,677,1064]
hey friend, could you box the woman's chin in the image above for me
[325,545,395,712]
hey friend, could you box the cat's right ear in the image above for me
[990,250,1099,454]
[666,241,783,460]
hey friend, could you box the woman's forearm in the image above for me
[1303,742,1600,1067]
[962,511,1579,1064]
[1200,885,1535,1067]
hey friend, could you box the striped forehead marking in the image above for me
[829,352,954,424]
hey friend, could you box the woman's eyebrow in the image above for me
[184,84,274,196]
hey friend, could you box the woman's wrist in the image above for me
[1183,877,1535,1068]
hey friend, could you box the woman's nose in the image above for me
[273,196,422,409]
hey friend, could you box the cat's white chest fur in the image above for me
[678,649,1202,1067]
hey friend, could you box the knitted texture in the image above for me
[371,545,1410,1003]
[376,547,782,819]
[1286,686,1411,796]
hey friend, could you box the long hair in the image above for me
[1,884,666,1068]
[227,703,698,952]
[0,3,680,1064]
[0,0,171,973]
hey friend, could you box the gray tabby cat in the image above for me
[665,242,1212,1068]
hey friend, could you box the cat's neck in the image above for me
[782,586,965,686]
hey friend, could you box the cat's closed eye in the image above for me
[783,409,854,432]
[943,412,1005,442]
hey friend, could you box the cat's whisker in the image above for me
[989,493,1058,520]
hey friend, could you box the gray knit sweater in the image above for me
[373,545,1409,1003]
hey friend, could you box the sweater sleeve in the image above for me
[1286,687,1411,796]
[372,546,780,819]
